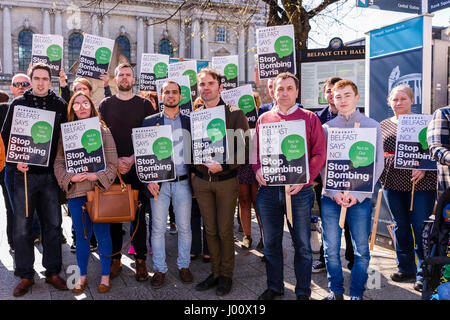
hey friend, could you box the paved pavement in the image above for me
[0,191,422,301]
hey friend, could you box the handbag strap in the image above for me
[81,201,142,258]
[116,169,127,191]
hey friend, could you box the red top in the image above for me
[252,107,327,186]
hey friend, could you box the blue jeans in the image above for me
[256,185,314,296]
[382,188,436,281]
[321,197,372,297]
[150,179,192,273]
[68,197,112,276]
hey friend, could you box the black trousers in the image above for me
[13,171,63,279]
[0,169,14,247]
[110,167,148,261]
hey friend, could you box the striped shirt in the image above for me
[427,106,450,194]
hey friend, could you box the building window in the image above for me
[68,32,83,70]
[18,29,33,72]
[216,26,226,43]
[158,39,173,57]
[116,36,131,60]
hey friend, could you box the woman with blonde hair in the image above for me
[54,91,118,293]
[380,85,437,292]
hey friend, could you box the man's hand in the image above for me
[17,163,29,173]
[59,68,67,87]
[202,160,223,174]
[147,183,160,198]
[99,72,110,87]
[118,156,135,175]
[333,192,357,208]
[411,169,426,184]
[255,169,267,186]
[286,185,303,195]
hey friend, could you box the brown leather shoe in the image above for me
[110,259,122,279]
[151,272,166,289]
[179,268,193,284]
[72,280,88,294]
[45,275,68,290]
[13,279,34,297]
[135,259,149,282]
[97,283,111,293]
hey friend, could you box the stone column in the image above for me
[102,15,110,38]
[246,25,256,83]
[91,14,99,36]
[54,10,63,36]
[2,6,13,74]
[237,27,246,84]
[178,21,185,58]
[147,18,154,53]
[202,20,209,60]
[136,17,144,73]
[191,18,201,59]
[42,9,51,34]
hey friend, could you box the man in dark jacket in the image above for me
[192,68,249,296]
[2,63,68,297]
[143,80,194,289]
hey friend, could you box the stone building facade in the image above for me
[0,0,266,91]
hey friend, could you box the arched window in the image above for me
[158,39,173,57]
[116,36,131,60]
[18,29,33,72]
[68,32,83,70]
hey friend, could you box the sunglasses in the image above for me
[72,101,91,111]
[12,81,30,88]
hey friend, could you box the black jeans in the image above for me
[13,171,63,279]
[110,167,148,261]
[190,198,209,256]
[0,169,14,247]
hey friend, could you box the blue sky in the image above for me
[307,3,449,48]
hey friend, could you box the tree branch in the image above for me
[307,0,341,18]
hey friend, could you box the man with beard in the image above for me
[142,80,193,289]
[98,63,157,282]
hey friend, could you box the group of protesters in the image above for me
[0,59,448,301]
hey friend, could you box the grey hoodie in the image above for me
[321,109,384,203]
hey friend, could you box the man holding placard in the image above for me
[2,63,68,297]
[141,80,194,289]
[253,72,326,300]
[192,68,249,296]
[321,80,384,300]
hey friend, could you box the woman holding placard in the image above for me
[380,85,437,292]
[54,91,118,293]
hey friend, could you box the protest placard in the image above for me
[155,75,193,116]
[61,117,105,173]
[139,53,170,92]
[256,24,296,79]
[394,114,437,170]
[132,125,175,183]
[168,60,198,100]
[259,120,309,185]
[220,84,257,128]
[325,127,377,193]
[76,33,115,80]
[212,55,239,90]
[6,105,55,167]
[32,34,64,77]
[191,105,228,165]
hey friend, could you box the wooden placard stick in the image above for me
[24,170,28,218]
[338,122,360,229]
[409,181,416,211]
[369,188,383,251]
[285,185,293,227]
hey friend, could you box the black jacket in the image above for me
[1,88,67,174]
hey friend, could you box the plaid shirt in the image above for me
[427,106,450,194]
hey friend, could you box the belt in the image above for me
[194,169,237,182]
[174,174,189,182]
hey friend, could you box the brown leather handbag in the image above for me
[84,170,140,223]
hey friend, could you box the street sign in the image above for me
[356,0,421,14]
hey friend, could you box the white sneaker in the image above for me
[310,230,321,254]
